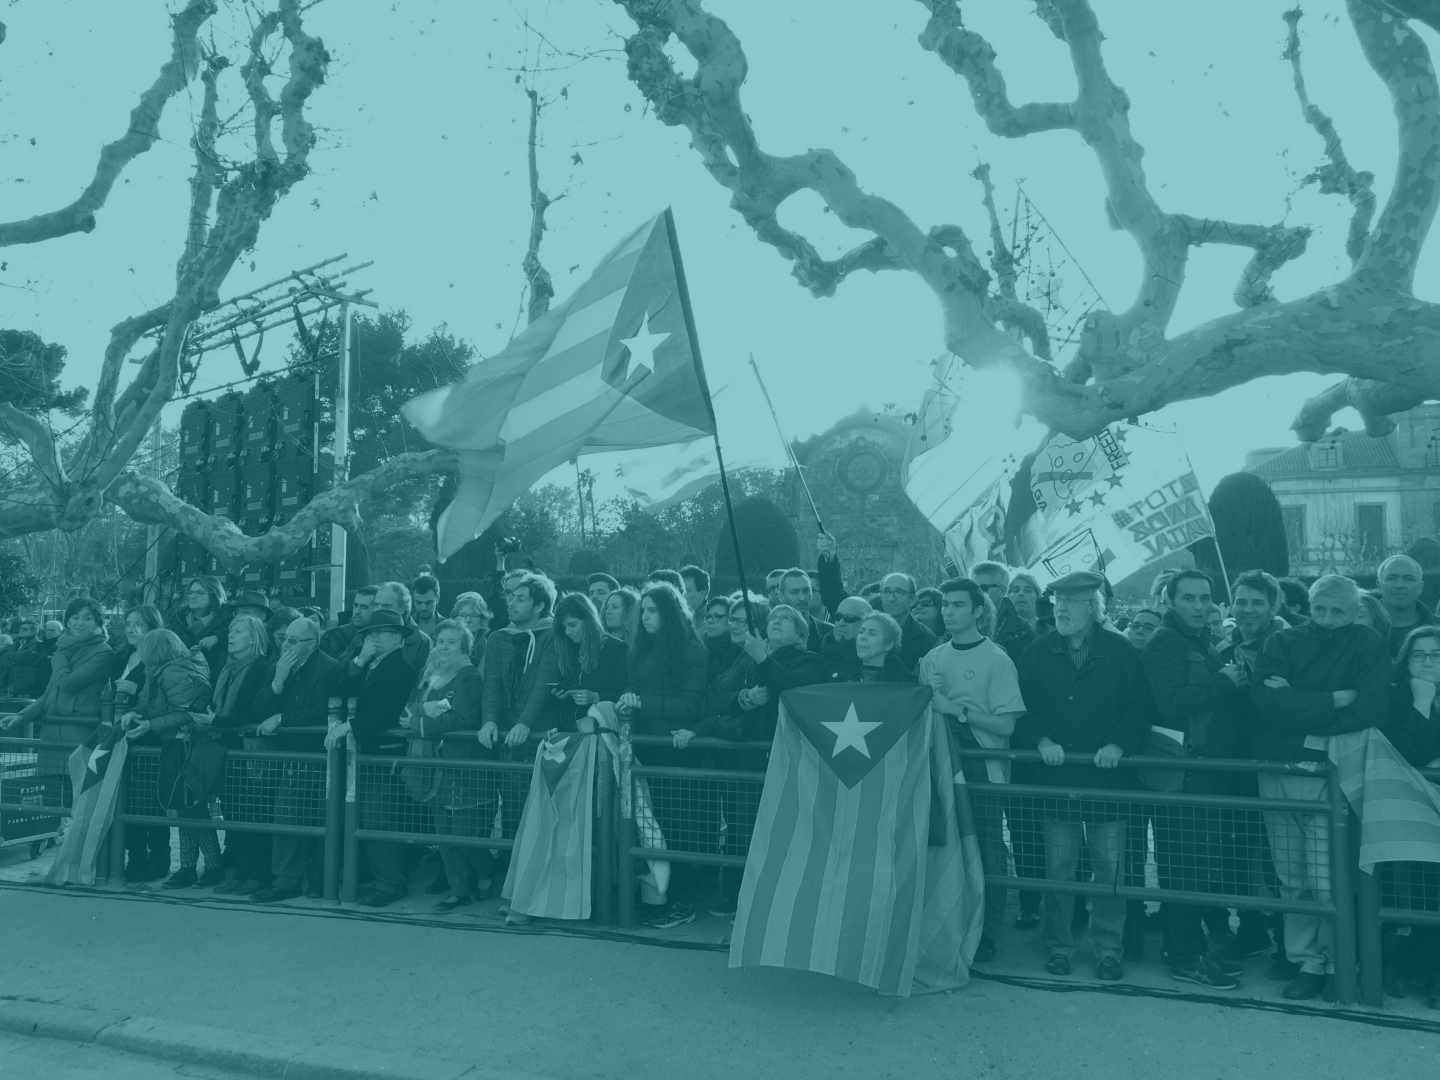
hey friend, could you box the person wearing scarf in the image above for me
[199,614,275,896]
[3,598,113,796]
[403,619,486,912]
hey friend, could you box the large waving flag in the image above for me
[404,210,718,558]
[729,683,983,997]
[46,722,129,887]
[903,356,1214,586]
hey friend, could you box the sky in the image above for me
[2,0,1432,504]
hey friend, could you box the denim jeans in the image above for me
[1258,773,1333,975]
[1042,816,1127,961]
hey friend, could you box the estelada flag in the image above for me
[503,730,600,920]
[46,722,129,887]
[404,210,719,559]
[730,683,985,997]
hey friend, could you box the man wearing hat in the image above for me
[1015,570,1152,982]
[332,608,420,907]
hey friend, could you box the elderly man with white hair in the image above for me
[1253,573,1389,1001]
[1374,554,1436,656]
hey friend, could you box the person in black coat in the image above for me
[250,617,344,902]
[1381,625,1440,1004]
[332,610,421,906]
[112,605,170,882]
[1015,571,1151,983]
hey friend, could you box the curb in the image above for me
[0,997,556,1080]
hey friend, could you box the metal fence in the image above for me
[12,717,1440,1011]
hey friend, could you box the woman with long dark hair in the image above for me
[176,576,230,678]
[601,587,640,646]
[113,604,170,881]
[619,582,707,929]
[551,594,627,728]
[1382,625,1440,1005]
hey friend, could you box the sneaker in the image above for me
[1170,959,1239,990]
[644,902,696,930]
[1095,956,1123,982]
[1282,972,1327,1001]
[1267,956,1301,982]
[162,868,197,890]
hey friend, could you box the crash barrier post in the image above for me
[0,736,72,858]
[616,732,772,929]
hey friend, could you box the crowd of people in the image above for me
[2,546,1439,1006]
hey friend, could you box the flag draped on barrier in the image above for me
[1328,728,1440,873]
[902,356,1214,586]
[46,723,128,887]
[729,683,984,997]
[404,210,718,559]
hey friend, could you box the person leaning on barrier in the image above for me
[1,600,113,794]
[203,615,277,897]
[249,617,344,903]
[550,594,627,731]
[401,618,490,913]
[113,605,171,883]
[1139,570,1247,991]
[921,578,1027,965]
[332,608,422,907]
[1015,570,1151,983]
[120,629,215,888]
[1216,569,1292,973]
[1252,573,1389,1001]
[1381,625,1440,1005]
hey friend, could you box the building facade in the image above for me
[1246,403,1440,577]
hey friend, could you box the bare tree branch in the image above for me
[523,88,556,324]
[106,448,457,570]
[1283,7,1376,265]
[0,0,218,247]
[917,3,1075,137]
[1346,0,1440,287]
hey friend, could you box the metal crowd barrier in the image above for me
[16,718,1440,1013]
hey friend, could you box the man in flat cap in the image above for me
[1015,570,1153,982]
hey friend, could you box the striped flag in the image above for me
[404,210,718,559]
[729,684,984,997]
[46,723,129,887]
[503,730,600,920]
[1328,728,1440,873]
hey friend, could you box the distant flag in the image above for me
[404,210,719,559]
[903,357,1213,586]
[46,723,129,887]
[729,683,983,997]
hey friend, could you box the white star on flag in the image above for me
[618,312,669,380]
[822,702,882,759]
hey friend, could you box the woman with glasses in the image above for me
[1382,626,1440,1005]
[176,576,231,679]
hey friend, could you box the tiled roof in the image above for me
[1249,432,1400,480]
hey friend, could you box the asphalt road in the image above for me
[1,883,1436,1080]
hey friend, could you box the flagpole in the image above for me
[662,209,760,633]
[748,352,825,534]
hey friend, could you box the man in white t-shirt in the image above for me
[919,577,1026,963]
